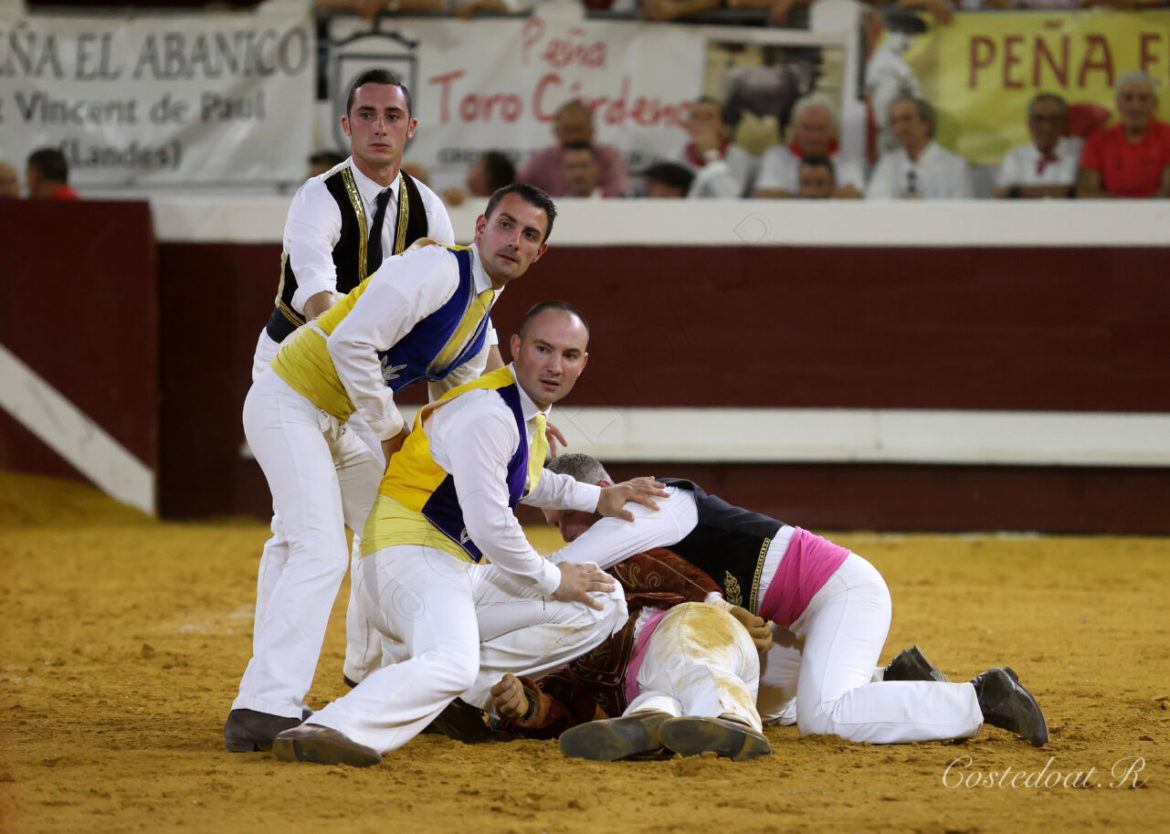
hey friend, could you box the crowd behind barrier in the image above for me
[4,2,1170,202]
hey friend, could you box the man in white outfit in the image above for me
[271,303,668,767]
[540,454,1048,748]
[992,93,1082,199]
[867,96,972,200]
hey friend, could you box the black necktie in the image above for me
[366,187,392,274]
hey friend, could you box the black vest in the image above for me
[265,168,430,343]
[662,478,784,613]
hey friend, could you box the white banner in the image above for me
[0,2,314,189]
[325,9,855,192]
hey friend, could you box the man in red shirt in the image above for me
[26,148,79,200]
[1077,70,1170,198]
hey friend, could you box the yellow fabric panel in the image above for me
[361,494,471,563]
[526,413,547,496]
[269,276,377,420]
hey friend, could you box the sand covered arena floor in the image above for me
[1,470,1167,833]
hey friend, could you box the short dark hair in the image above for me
[643,161,695,193]
[346,68,413,117]
[28,147,68,183]
[1027,92,1068,119]
[519,300,589,342]
[480,151,516,192]
[800,153,836,181]
[484,183,557,243]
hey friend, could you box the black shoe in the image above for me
[559,711,671,762]
[884,646,948,682]
[343,675,359,689]
[272,724,381,767]
[430,698,512,744]
[659,716,771,762]
[972,668,1048,747]
[223,708,303,752]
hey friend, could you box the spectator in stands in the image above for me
[676,96,758,197]
[1077,70,1170,199]
[517,99,628,197]
[0,160,18,198]
[308,150,346,178]
[796,154,837,198]
[401,159,431,185]
[642,162,695,198]
[442,151,516,207]
[561,142,604,198]
[992,93,1081,199]
[25,148,79,200]
[866,96,971,199]
[755,96,863,198]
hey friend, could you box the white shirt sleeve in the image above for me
[523,469,602,512]
[284,178,343,313]
[547,487,699,570]
[754,146,787,190]
[997,147,1025,188]
[688,160,742,199]
[429,391,562,595]
[326,246,457,440]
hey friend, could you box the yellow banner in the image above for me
[895,10,1170,165]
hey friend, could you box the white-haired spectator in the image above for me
[866,96,972,199]
[755,96,864,198]
[1077,70,1170,199]
[993,93,1082,199]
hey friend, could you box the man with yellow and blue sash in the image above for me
[271,302,667,767]
[225,185,561,753]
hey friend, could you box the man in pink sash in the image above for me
[541,454,1048,749]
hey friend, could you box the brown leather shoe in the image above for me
[660,716,772,761]
[223,709,302,752]
[272,724,382,767]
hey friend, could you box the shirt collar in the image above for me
[506,363,549,423]
[348,157,401,206]
[470,243,501,297]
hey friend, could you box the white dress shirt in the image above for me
[550,486,699,570]
[325,242,496,441]
[866,141,973,200]
[282,158,457,314]
[996,137,1083,188]
[425,366,602,595]
[755,145,866,194]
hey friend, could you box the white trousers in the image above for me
[249,331,386,692]
[233,368,383,718]
[307,545,628,754]
[626,603,763,732]
[782,553,983,743]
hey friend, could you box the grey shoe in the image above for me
[559,711,671,761]
[272,723,382,767]
[884,646,948,682]
[972,668,1048,747]
[659,716,771,761]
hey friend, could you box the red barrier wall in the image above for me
[0,200,158,482]
[150,241,1170,532]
